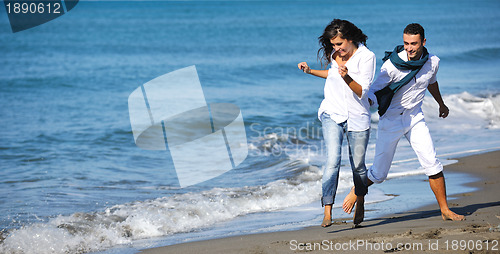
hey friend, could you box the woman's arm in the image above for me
[339,66,362,97]
[339,53,377,98]
[298,62,329,79]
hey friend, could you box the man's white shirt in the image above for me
[369,50,439,118]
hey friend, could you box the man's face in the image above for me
[403,33,426,61]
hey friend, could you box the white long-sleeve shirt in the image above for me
[318,44,376,131]
[368,50,439,118]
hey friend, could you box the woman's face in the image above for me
[330,36,356,57]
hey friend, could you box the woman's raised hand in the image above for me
[298,62,311,74]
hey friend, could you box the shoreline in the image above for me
[140,151,500,253]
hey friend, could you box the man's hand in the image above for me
[439,104,449,118]
[428,82,449,118]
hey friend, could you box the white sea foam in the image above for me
[422,92,500,129]
[0,167,392,254]
[0,165,322,254]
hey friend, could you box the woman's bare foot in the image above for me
[321,217,332,227]
[353,196,364,225]
[442,210,465,221]
[322,204,333,227]
[342,187,357,214]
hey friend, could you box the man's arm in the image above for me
[428,81,449,118]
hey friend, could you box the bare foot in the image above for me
[342,187,357,214]
[442,210,465,221]
[353,196,364,225]
[321,217,332,227]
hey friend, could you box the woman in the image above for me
[297,19,376,227]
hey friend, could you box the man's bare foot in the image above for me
[321,217,332,227]
[442,210,465,221]
[342,187,357,214]
[353,196,364,225]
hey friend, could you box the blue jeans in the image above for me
[321,113,369,206]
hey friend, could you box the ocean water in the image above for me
[1,0,500,253]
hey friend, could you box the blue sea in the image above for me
[1,0,500,253]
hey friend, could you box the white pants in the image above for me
[368,108,443,184]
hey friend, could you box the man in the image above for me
[343,23,465,224]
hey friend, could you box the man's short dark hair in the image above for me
[404,23,425,40]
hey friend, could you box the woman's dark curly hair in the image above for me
[317,19,368,68]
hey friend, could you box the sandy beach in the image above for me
[141,150,500,254]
